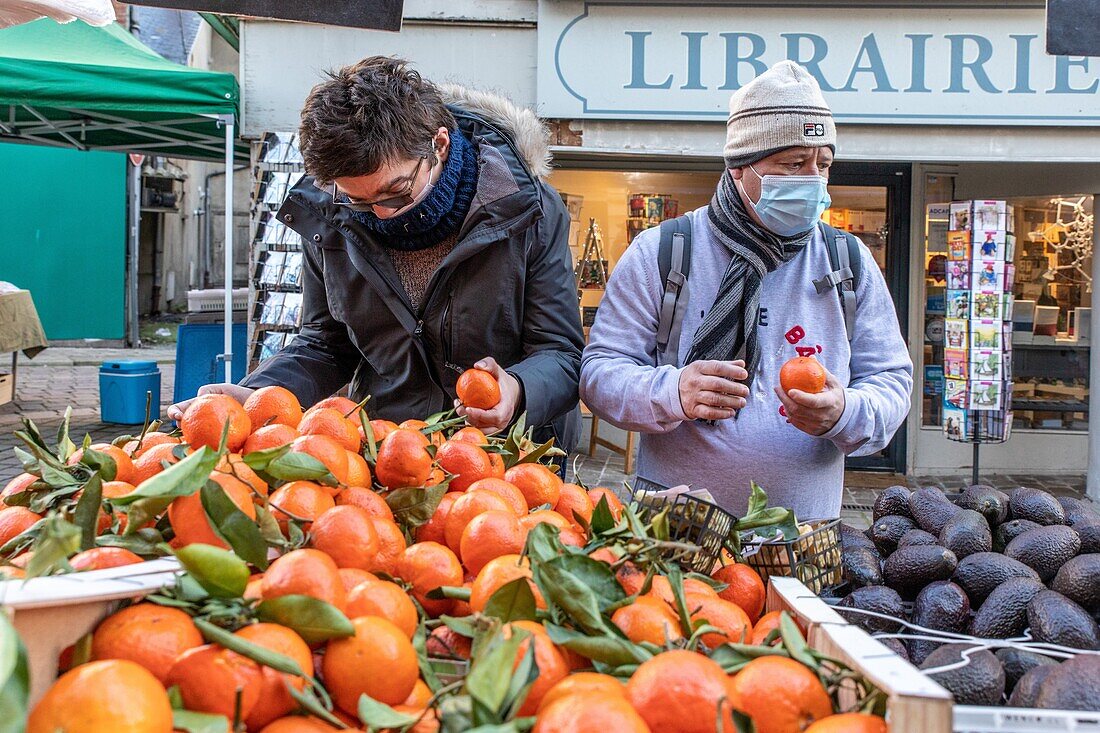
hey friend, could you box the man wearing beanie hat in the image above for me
[580,61,912,519]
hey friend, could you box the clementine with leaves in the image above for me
[469,554,544,613]
[415,492,459,545]
[587,487,624,520]
[505,463,563,510]
[728,656,833,733]
[181,393,251,451]
[268,480,335,532]
[68,444,135,484]
[261,548,347,612]
[375,429,434,489]
[399,419,445,447]
[626,650,736,733]
[443,490,512,551]
[130,442,182,485]
[69,547,143,571]
[612,596,683,646]
[345,450,372,488]
[289,434,350,486]
[366,517,408,576]
[310,505,380,570]
[691,596,753,647]
[400,540,464,617]
[0,506,41,546]
[504,621,569,716]
[459,509,527,575]
[243,424,300,454]
[298,407,362,453]
[2,472,37,500]
[166,644,263,720]
[27,659,174,733]
[456,369,501,409]
[425,625,472,660]
[466,478,527,516]
[122,432,180,458]
[324,616,419,711]
[337,486,394,521]
[436,440,495,492]
[234,622,314,730]
[533,691,651,733]
[554,483,594,528]
[91,603,202,684]
[168,473,256,549]
[711,563,767,621]
[346,578,419,638]
[243,385,303,431]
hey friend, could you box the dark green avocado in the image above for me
[995,648,1057,696]
[883,545,958,599]
[909,487,962,535]
[1027,590,1100,651]
[1008,664,1058,707]
[873,485,913,521]
[958,485,1010,527]
[994,519,1042,553]
[940,509,993,559]
[1035,654,1100,711]
[1009,487,1066,526]
[908,581,970,665]
[871,514,917,555]
[897,529,939,549]
[969,577,1045,639]
[842,546,883,589]
[1004,525,1081,582]
[952,552,1041,606]
[836,585,905,634]
[1050,553,1100,614]
[920,644,1005,706]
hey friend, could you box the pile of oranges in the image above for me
[3,380,888,733]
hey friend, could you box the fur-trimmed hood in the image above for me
[439,84,553,180]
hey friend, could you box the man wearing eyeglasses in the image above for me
[168,56,584,452]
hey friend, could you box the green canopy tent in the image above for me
[0,18,244,377]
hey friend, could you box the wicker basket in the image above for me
[740,519,843,594]
[616,477,736,574]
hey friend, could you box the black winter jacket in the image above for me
[243,89,584,451]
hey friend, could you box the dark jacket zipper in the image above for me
[441,291,462,374]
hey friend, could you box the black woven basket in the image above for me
[740,519,843,594]
[614,477,736,574]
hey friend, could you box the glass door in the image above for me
[826,163,912,472]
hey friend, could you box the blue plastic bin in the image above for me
[173,323,247,404]
[99,360,161,424]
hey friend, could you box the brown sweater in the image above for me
[386,233,459,312]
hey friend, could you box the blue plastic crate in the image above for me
[100,360,161,424]
[173,323,247,404]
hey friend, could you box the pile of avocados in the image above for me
[837,484,1100,711]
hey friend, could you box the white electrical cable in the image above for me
[832,605,1100,674]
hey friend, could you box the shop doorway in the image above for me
[827,162,912,472]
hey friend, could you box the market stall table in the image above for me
[0,289,48,405]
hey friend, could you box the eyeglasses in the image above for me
[316,149,432,212]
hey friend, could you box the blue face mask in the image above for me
[743,164,832,237]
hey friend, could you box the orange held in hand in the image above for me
[456,368,501,410]
[779,356,827,394]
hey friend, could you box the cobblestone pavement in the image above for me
[2,348,1091,533]
[0,347,176,481]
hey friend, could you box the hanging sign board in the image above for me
[538,2,1100,125]
[1047,0,1100,57]
[126,0,404,31]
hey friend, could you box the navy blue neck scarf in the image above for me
[351,128,479,252]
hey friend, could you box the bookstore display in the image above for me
[923,194,1094,432]
[939,200,1015,444]
[248,132,304,369]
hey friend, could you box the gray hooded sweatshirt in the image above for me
[580,206,913,520]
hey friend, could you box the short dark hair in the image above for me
[299,56,456,183]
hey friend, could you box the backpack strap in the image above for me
[815,222,862,341]
[656,215,693,366]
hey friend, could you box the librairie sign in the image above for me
[537,2,1100,125]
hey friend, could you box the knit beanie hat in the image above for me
[724,60,836,169]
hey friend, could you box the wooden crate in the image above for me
[766,577,953,733]
[1,559,180,705]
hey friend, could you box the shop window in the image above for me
[923,188,1093,431]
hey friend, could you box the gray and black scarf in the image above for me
[685,171,815,389]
